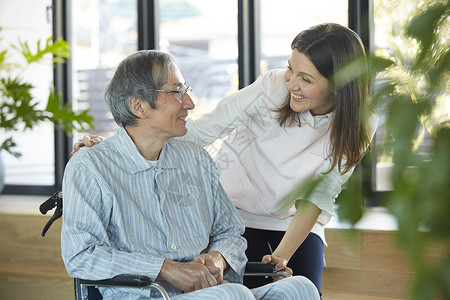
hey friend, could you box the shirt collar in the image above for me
[113,127,179,174]
[299,110,333,128]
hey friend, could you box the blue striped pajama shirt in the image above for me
[61,126,319,299]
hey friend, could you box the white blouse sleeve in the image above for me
[306,112,379,224]
[184,70,284,147]
[307,161,353,224]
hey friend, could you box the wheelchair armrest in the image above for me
[79,275,170,300]
[244,262,291,278]
[79,274,153,287]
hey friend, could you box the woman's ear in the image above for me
[128,96,145,117]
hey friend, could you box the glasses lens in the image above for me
[176,85,191,100]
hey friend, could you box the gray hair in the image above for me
[103,50,174,127]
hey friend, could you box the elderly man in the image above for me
[61,50,319,299]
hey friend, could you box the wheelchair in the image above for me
[40,191,291,300]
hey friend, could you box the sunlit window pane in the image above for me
[159,0,239,117]
[71,0,137,140]
[0,0,54,186]
[372,0,438,191]
[260,0,348,73]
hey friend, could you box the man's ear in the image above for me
[128,96,145,117]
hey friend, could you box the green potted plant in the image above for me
[341,2,449,299]
[369,2,449,298]
[0,33,95,191]
[324,1,449,298]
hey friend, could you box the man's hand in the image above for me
[157,259,220,293]
[194,251,228,284]
[71,135,103,156]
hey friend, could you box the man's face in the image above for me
[145,63,195,140]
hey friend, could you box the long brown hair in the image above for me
[275,23,373,174]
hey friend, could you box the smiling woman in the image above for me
[285,51,335,116]
[183,23,377,295]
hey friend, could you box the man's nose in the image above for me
[182,93,195,110]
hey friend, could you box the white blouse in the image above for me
[183,69,378,244]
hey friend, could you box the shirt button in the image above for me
[170,243,177,250]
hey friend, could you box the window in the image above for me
[72,0,238,133]
[372,0,439,192]
[2,0,378,196]
[259,0,348,73]
[71,0,138,140]
[0,0,55,188]
[159,0,239,117]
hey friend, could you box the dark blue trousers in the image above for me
[243,228,323,296]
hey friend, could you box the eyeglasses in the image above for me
[154,84,192,100]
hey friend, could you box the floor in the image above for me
[323,291,404,300]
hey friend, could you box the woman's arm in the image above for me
[184,70,285,147]
[263,200,322,271]
[72,70,287,152]
[70,81,263,155]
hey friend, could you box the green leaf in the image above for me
[0,49,7,66]
[336,172,364,225]
[0,77,47,131]
[409,267,435,300]
[427,48,450,88]
[406,3,450,66]
[443,256,450,298]
[1,32,94,158]
[0,137,21,158]
[420,128,450,237]
[332,54,368,88]
[274,176,324,216]
[45,88,96,135]
[12,36,71,65]
[367,54,395,75]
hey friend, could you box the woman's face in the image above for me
[284,49,335,116]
